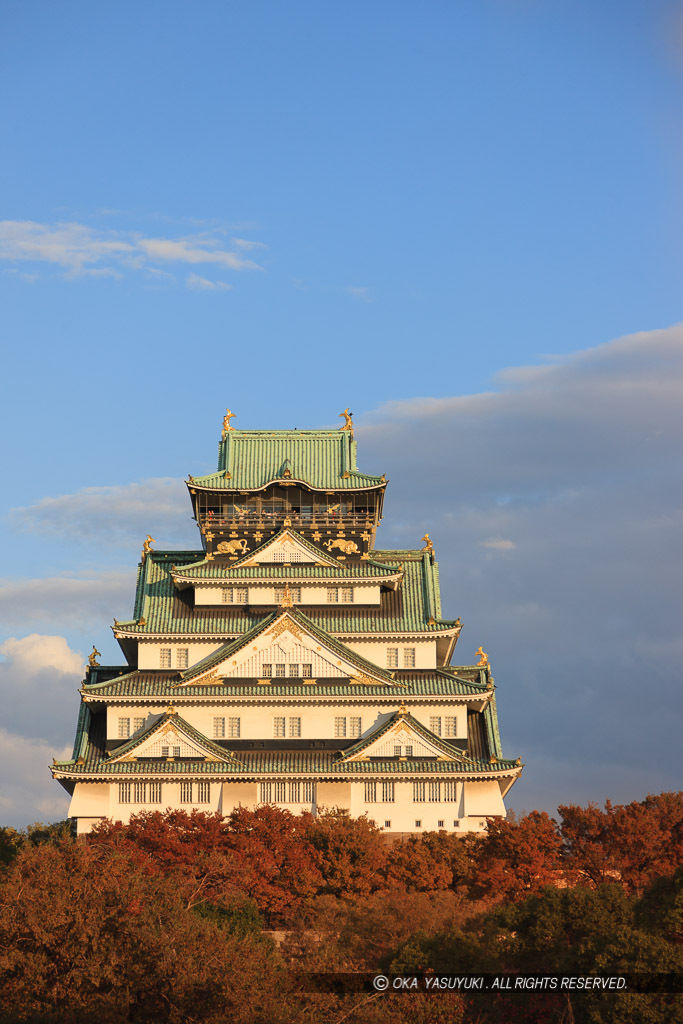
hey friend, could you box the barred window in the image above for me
[334,717,347,738]
[289,663,299,677]
[341,587,354,603]
[260,781,272,803]
[384,820,392,828]
[173,746,181,758]
[222,587,248,604]
[445,716,457,738]
[381,781,395,803]
[274,781,287,802]
[118,717,130,739]
[327,587,339,603]
[438,819,445,828]
[149,782,162,803]
[134,782,146,803]
[273,717,285,738]
[429,781,441,802]
[262,663,272,677]
[394,745,402,758]
[275,664,286,677]
[227,717,240,738]
[213,717,226,738]
[415,819,422,828]
[349,716,362,738]
[289,717,301,738]
[197,782,211,804]
[429,716,442,736]
[160,648,172,668]
[444,781,457,802]
[274,587,301,603]
[386,648,399,668]
[405,746,413,758]
[289,781,301,803]
[413,781,426,803]
[176,648,189,669]
[161,746,169,757]
[302,663,312,677]
[180,782,193,803]
[365,781,377,803]
[118,782,131,804]
[303,781,316,803]
[403,647,416,667]
[235,587,248,603]
[133,717,145,733]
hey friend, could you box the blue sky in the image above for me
[1,0,682,825]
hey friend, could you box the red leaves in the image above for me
[473,811,563,900]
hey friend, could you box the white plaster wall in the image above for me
[343,640,437,669]
[195,584,382,606]
[68,782,110,818]
[137,642,223,670]
[316,781,352,812]
[463,781,506,818]
[221,782,258,813]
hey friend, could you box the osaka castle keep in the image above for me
[52,409,522,835]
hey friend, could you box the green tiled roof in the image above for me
[339,709,478,765]
[115,548,456,637]
[190,430,384,491]
[107,710,241,764]
[83,667,490,699]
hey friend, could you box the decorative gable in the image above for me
[341,710,459,762]
[240,530,337,567]
[108,712,234,763]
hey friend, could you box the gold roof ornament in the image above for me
[475,646,489,667]
[88,646,101,668]
[339,408,353,431]
[398,703,408,716]
[280,585,293,608]
[222,409,236,437]
[166,704,176,715]
[141,534,155,561]
[421,533,434,553]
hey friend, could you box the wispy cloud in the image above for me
[0,572,133,628]
[186,272,233,291]
[0,220,265,281]
[345,285,373,303]
[480,537,517,551]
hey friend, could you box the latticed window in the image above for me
[134,782,146,803]
[262,663,272,676]
[429,716,442,736]
[260,782,272,802]
[161,746,169,757]
[160,648,172,668]
[180,782,193,803]
[349,717,362,738]
[197,782,210,804]
[327,587,339,603]
[413,781,426,803]
[445,716,457,738]
[365,781,377,803]
[275,664,286,677]
[289,781,301,803]
[334,717,347,738]
[227,717,240,738]
[118,782,131,803]
[403,647,416,667]
[213,717,226,738]
[274,587,301,603]
[176,648,189,669]
[274,781,287,802]
[173,746,181,758]
[386,648,399,668]
[133,717,145,733]
[341,587,353,603]
[118,718,130,739]
[273,717,285,738]
[405,746,413,757]
[444,781,457,802]
[303,781,316,803]
[289,663,299,677]
[394,745,402,758]
[289,717,301,738]
[415,819,422,828]
[381,782,395,803]
[222,587,248,603]
[429,781,441,802]
[149,782,162,803]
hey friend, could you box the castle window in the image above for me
[403,647,416,667]
[303,781,316,802]
[334,717,347,738]
[180,782,193,803]
[384,820,392,828]
[161,746,169,757]
[173,746,181,758]
[197,782,211,804]
[303,663,313,677]
[149,782,162,803]
[222,588,248,603]
[405,745,413,757]
[394,745,402,758]
[274,587,301,603]
[327,588,338,603]
[260,782,272,802]
[176,648,189,669]
[273,717,285,738]
[134,782,146,803]
[429,716,442,736]
[288,664,299,677]
[386,648,399,668]
[118,717,130,739]
[289,717,301,738]
[227,717,240,738]
[349,716,362,738]
[365,781,377,803]
[213,717,226,738]
[415,820,422,828]
[274,781,287,802]
[444,781,457,802]
[381,782,395,803]
[437,820,445,828]
[262,663,272,677]
[341,587,354,603]
[289,781,301,803]
[445,716,457,738]
[275,664,286,677]
[413,781,426,803]
[429,782,441,802]
[160,648,172,668]
[133,717,145,733]
[118,782,131,803]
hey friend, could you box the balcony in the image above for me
[199,511,375,531]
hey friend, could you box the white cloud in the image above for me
[346,285,373,303]
[0,728,71,827]
[186,272,233,291]
[0,635,84,749]
[232,237,267,251]
[0,572,132,628]
[0,634,84,675]
[0,220,264,280]
[480,538,517,550]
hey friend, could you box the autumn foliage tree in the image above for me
[472,810,564,900]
